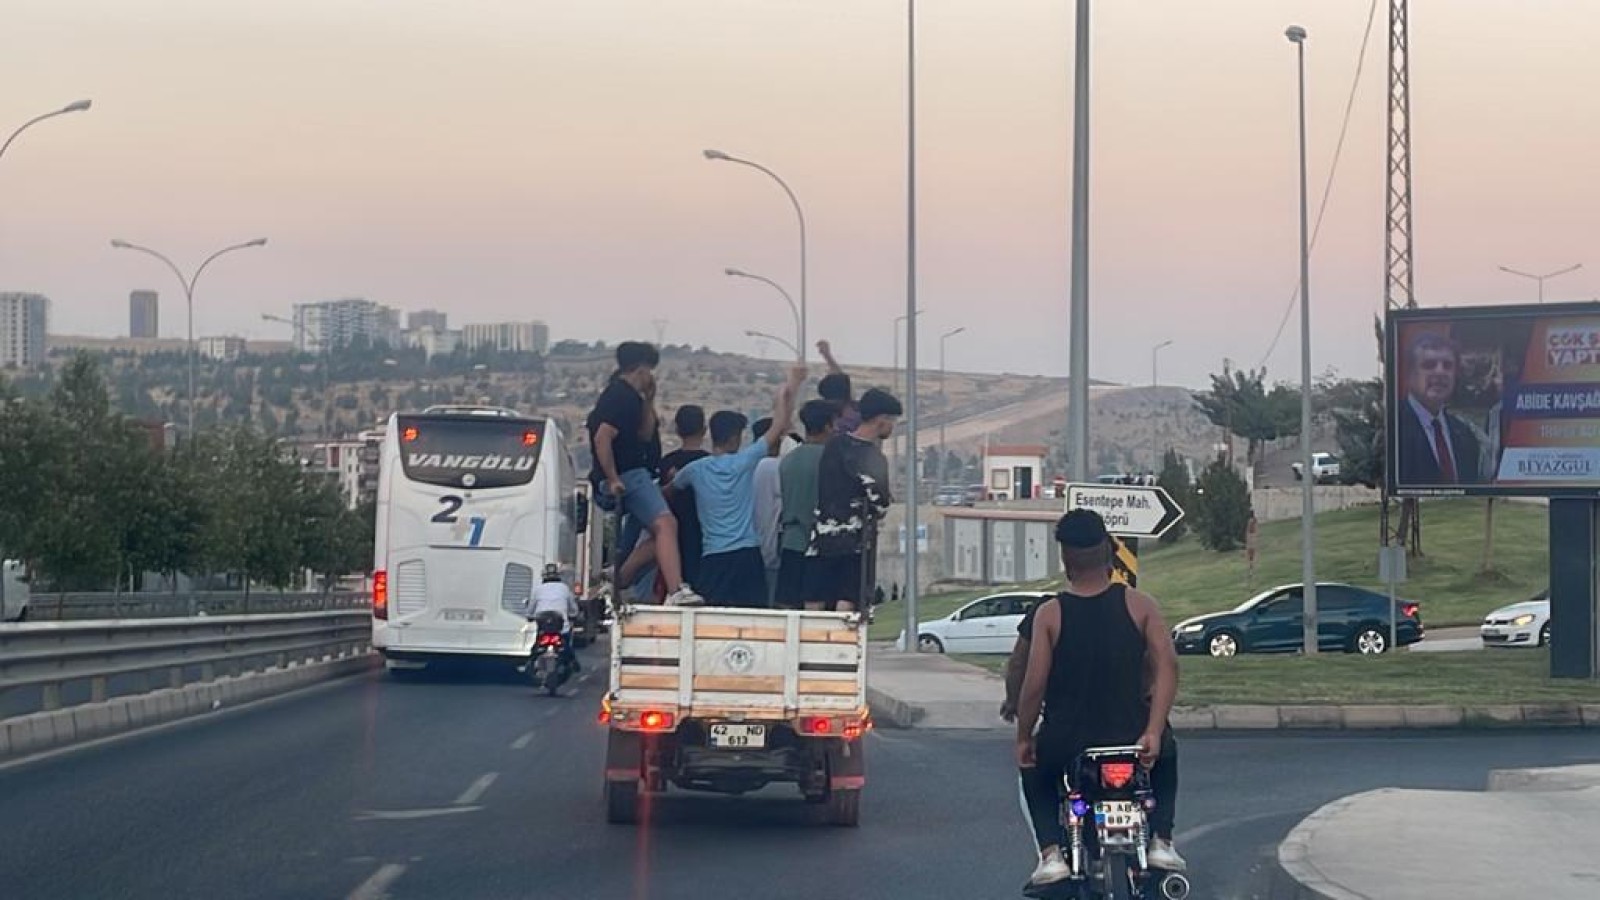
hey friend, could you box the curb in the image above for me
[1271,790,1390,900]
[0,653,375,762]
[866,686,924,729]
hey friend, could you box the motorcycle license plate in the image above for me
[709,723,766,749]
[1095,800,1142,831]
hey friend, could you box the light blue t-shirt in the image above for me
[674,441,769,556]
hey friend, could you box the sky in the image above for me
[2,0,1598,389]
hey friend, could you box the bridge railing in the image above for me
[24,591,371,621]
[0,610,372,719]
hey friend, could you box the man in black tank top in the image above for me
[1013,509,1180,888]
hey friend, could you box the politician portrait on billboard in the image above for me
[1388,302,1600,496]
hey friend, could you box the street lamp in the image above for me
[1498,263,1582,304]
[744,329,799,359]
[1066,0,1091,484]
[112,237,268,436]
[704,149,808,364]
[1152,339,1173,387]
[1287,23,1318,655]
[905,0,922,650]
[725,267,800,354]
[0,99,92,162]
[938,327,965,487]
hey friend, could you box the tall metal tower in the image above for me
[650,319,669,347]
[1382,0,1421,553]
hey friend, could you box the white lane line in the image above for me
[454,771,499,806]
[511,730,536,750]
[354,807,480,821]
[1174,808,1297,847]
[346,863,407,900]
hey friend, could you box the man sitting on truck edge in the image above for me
[777,399,837,610]
[805,387,900,612]
[1002,595,1186,872]
[1014,509,1180,888]
[586,341,700,607]
[668,365,804,608]
[620,404,710,603]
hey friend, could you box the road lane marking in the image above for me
[1174,808,1299,847]
[347,863,406,900]
[455,772,499,806]
[511,730,536,750]
[354,807,481,821]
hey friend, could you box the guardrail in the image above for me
[24,591,371,621]
[0,610,372,718]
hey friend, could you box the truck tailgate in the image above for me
[609,606,866,718]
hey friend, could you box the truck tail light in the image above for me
[638,710,675,732]
[373,570,388,620]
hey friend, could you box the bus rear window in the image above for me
[396,416,545,489]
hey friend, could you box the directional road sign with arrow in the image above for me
[1064,483,1186,539]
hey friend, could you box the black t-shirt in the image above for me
[809,433,892,557]
[660,447,709,563]
[588,380,652,477]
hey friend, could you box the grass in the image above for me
[1140,498,1547,628]
[958,650,1600,705]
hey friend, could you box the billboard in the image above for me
[1387,301,1600,497]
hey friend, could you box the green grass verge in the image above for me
[1144,498,1546,627]
[957,649,1600,705]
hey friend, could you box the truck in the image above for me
[1,560,29,622]
[1291,451,1341,484]
[601,603,871,827]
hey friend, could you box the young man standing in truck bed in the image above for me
[805,388,901,612]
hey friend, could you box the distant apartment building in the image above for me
[461,320,549,355]
[405,326,460,359]
[291,298,402,354]
[0,292,49,368]
[198,336,247,361]
[407,309,448,332]
[129,290,159,338]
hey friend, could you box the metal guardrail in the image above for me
[25,591,371,621]
[0,610,372,718]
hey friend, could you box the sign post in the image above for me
[1378,544,1408,651]
[1064,483,1186,540]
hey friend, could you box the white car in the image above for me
[1291,452,1341,483]
[1481,593,1550,649]
[1,559,29,622]
[898,591,1050,654]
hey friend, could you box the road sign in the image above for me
[1064,483,1186,539]
[1109,537,1139,588]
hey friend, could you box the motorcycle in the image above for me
[1028,745,1190,900]
[527,611,575,696]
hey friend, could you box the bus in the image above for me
[372,405,586,671]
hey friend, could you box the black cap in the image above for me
[1055,509,1110,548]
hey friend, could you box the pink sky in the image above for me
[2,0,1597,388]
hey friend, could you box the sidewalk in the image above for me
[866,648,1009,729]
[1274,765,1600,899]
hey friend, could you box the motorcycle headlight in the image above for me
[1511,613,1536,627]
[1178,623,1205,634]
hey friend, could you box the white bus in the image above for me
[372,405,585,671]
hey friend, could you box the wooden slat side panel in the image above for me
[797,679,861,696]
[693,675,785,693]
[619,672,679,690]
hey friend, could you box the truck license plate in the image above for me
[1096,801,1142,831]
[442,609,484,622]
[709,723,766,749]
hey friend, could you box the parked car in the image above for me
[934,485,968,507]
[1,559,29,622]
[1291,452,1341,483]
[1171,582,1423,656]
[898,591,1052,654]
[1481,591,1550,649]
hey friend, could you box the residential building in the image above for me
[129,290,159,338]
[198,336,247,361]
[0,292,49,368]
[291,298,402,354]
[407,309,448,332]
[405,326,460,359]
[461,320,549,355]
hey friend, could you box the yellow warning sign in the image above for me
[1109,536,1139,588]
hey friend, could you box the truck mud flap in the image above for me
[828,739,866,792]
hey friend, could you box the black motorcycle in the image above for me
[527,611,575,696]
[1029,745,1190,900]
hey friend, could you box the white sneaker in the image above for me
[665,585,705,607]
[1148,837,1187,872]
[1028,847,1072,886]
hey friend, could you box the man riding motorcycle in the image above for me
[1014,509,1179,888]
[530,564,582,671]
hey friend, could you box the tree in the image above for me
[1193,365,1303,468]
[1330,378,1384,488]
[1155,449,1192,545]
[1192,456,1252,552]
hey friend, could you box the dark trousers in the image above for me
[1020,727,1179,850]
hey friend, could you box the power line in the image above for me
[1257,0,1382,371]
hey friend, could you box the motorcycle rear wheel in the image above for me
[1104,855,1134,900]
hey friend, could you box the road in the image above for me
[3,652,1597,900]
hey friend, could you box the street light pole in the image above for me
[1288,24,1318,655]
[939,327,965,487]
[905,0,922,650]
[112,238,268,437]
[892,308,923,499]
[0,99,92,163]
[1151,339,1173,387]
[262,312,327,436]
[726,267,801,356]
[1498,263,1583,304]
[744,329,799,359]
[1067,0,1091,483]
[703,149,807,365]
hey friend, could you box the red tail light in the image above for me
[799,716,833,736]
[639,710,675,732]
[1402,602,1419,619]
[373,570,388,620]
[1100,761,1135,790]
[598,696,613,725]
[537,633,563,647]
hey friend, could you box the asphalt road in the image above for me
[3,652,1597,900]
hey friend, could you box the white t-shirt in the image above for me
[753,456,784,571]
[531,580,578,627]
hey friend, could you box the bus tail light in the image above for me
[373,570,389,620]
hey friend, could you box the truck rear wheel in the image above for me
[826,789,860,827]
[605,730,643,824]
[605,779,639,824]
